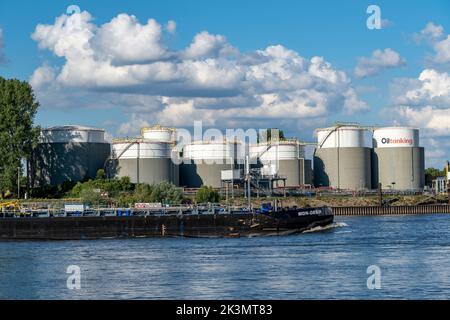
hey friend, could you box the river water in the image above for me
[1,214,450,299]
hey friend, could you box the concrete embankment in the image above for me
[332,205,450,216]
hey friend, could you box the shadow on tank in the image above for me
[30,130,111,189]
[313,156,330,187]
[179,162,204,187]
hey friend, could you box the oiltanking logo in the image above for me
[381,137,413,145]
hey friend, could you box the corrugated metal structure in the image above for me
[372,127,424,190]
[314,125,372,190]
[180,141,242,188]
[249,140,310,186]
[31,125,111,186]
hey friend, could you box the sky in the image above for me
[0,0,449,167]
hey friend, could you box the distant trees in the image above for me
[0,77,40,198]
[70,176,184,207]
[257,128,286,143]
[425,167,446,187]
[425,167,445,180]
[195,186,220,204]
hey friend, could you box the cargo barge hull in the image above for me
[0,209,334,240]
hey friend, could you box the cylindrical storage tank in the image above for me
[249,140,307,186]
[180,141,241,188]
[31,125,111,186]
[314,126,372,190]
[372,127,424,190]
[141,125,175,143]
[109,139,178,185]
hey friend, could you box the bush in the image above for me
[195,186,220,204]
[150,181,184,205]
[79,187,105,206]
[96,169,106,180]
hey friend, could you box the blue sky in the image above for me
[0,0,449,167]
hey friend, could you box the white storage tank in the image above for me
[250,140,308,186]
[180,141,241,188]
[109,138,179,185]
[141,125,176,143]
[314,125,372,190]
[31,125,111,186]
[372,127,424,190]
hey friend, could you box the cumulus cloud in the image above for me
[30,10,367,136]
[413,22,444,43]
[391,69,450,107]
[386,68,450,165]
[354,48,406,78]
[413,22,450,68]
[386,70,450,167]
[0,28,6,64]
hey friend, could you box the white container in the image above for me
[141,126,175,142]
[112,140,172,159]
[250,141,304,161]
[316,126,370,148]
[40,125,106,143]
[183,141,240,160]
[373,127,419,148]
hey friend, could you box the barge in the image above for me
[0,205,334,240]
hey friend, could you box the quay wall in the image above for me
[332,205,450,216]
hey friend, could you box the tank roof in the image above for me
[43,125,105,132]
[374,126,418,131]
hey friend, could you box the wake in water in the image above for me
[302,222,348,234]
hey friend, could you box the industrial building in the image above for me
[179,140,242,188]
[109,126,179,185]
[314,125,372,190]
[372,127,425,191]
[30,122,427,194]
[31,125,111,186]
[249,140,312,187]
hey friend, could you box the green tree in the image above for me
[425,167,445,180]
[96,169,106,180]
[150,181,183,205]
[0,77,40,198]
[195,186,220,204]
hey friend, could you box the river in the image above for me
[1,214,450,299]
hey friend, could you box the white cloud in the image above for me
[182,31,238,59]
[396,105,450,136]
[165,20,176,34]
[433,35,450,65]
[30,64,57,89]
[414,22,444,42]
[414,22,450,68]
[385,68,450,167]
[354,48,406,78]
[94,14,168,64]
[31,11,367,136]
[392,69,450,107]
